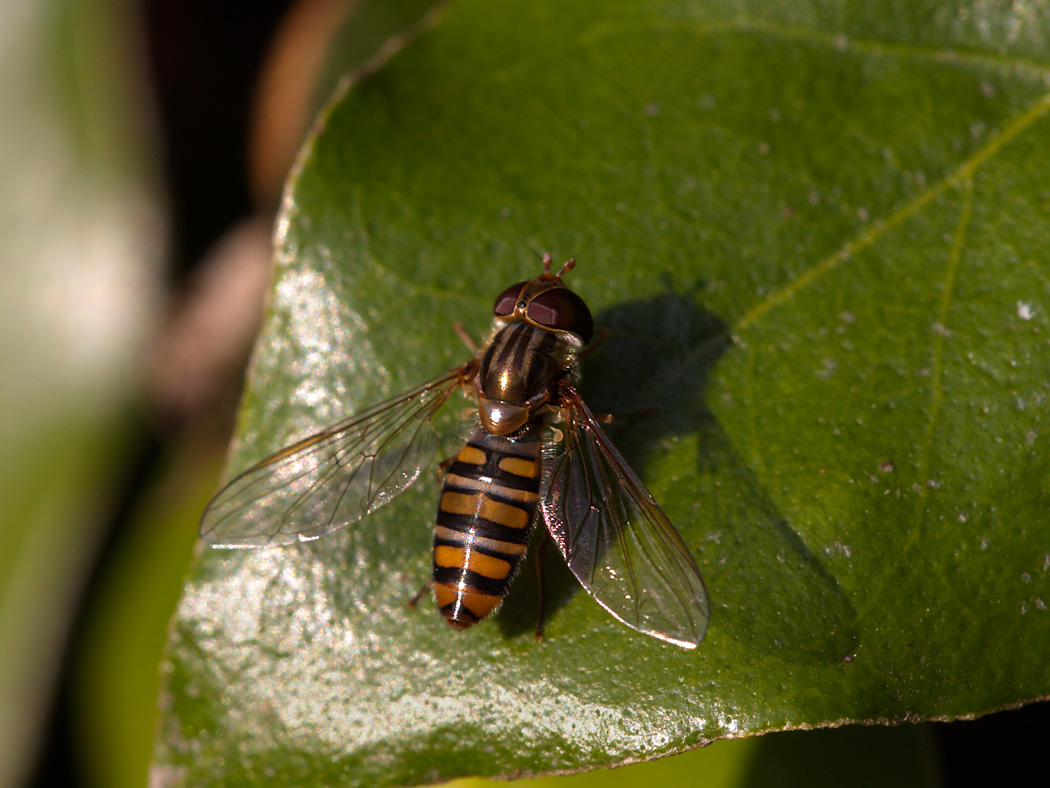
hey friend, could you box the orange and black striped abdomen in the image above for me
[433,426,542,629]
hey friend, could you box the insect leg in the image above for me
[408,579,433,609]
[433,454,456,484]
[578,326,611,361]
[453,321,479,355]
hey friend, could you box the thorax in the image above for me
[474,319,581,435]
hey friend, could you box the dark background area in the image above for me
[144,0,293,274]
[26,2,1048,786]
[28,2,292,787]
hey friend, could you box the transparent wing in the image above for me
[541,383,710,648]
[200,364,474,548]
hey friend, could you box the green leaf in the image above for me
[73,456,216,788]
[155,0,1050,785]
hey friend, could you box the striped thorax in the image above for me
[474,270,593,436]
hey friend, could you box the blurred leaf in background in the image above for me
[0,0,164,787]
[151,0,1050,787]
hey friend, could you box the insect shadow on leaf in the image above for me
[504,281,857,659]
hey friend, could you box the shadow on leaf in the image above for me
[537,282,859,660]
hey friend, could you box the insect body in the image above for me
[433,426,542,629]
[201,256,709,648]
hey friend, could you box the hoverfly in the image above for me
[200,256,709,648]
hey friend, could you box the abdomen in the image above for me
[432,426,541,629]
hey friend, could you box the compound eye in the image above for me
[526,287,594,342]
[493,281,527,316]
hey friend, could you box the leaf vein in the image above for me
[733,90,1050,336]
[906,183,974,547]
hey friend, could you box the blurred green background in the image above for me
[1,1,1046,787]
